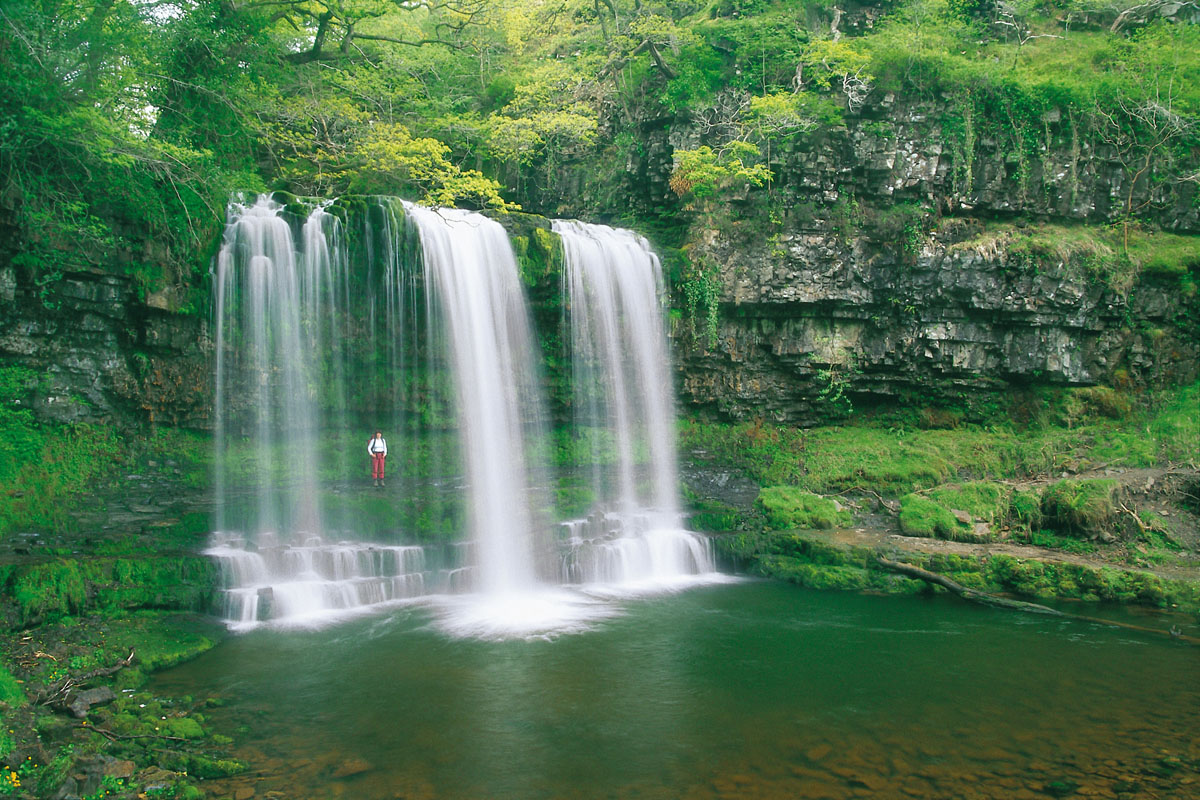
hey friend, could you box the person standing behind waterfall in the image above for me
[367,430,388,487]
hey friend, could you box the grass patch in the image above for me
[0,664,26,707]
[682,383,1199,505]
[1040,479,1123,540]
[949,222,1200,294]
[898,494,970,540]
[757,487,850,530]
[1029,530,1099,555]
[927,481,1012,525]
[0,557,219,628]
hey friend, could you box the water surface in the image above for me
[154,582,1200,799]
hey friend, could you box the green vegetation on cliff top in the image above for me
[2,0,1198,303]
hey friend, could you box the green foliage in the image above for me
[1040,479,1122,539]
[0,413,125,537]
[1010,489,1042,531]
[670,143,771,201]
[675,253,722,347]
[682,383,1200,502]
[863,203,931,263]
[757,487,850,530]
[344,123,515,211]
[0,558,218,628]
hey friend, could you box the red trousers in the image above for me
[371,453,386,480]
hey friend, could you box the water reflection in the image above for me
[152,582,1200,799]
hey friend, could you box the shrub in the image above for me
[1040,479,1122,539]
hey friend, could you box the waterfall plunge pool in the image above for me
[151,580,1199,799]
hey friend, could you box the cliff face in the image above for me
[643,95,1200,422]
[1,92,1197,430]
[0,263,212,428]
[675,221,1195,423]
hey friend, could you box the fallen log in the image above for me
[874,556,1200,644]
[875,556,1065,615]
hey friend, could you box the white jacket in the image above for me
[367,436,387,456]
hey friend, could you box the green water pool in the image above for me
[152,581,1200,799]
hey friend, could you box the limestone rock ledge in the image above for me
[677,222,1197,423]
[0,265,212,428]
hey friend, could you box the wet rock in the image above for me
[330,757,372,779]
[137,767,183,791]
[235,787,256,800]
[805,744,833,762]
[51,776,78,800]
[850,773,889,791]
[69,686,116,718]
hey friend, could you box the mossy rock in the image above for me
[1040,479,1125,540]
[162,717,204,739]
[184,755,246,779]
[757,487,851,530]
[0,557,220,628]
[898,494,972,540]
[927,481,1012,525]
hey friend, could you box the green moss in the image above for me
[0,557,219,628]
[162,717,205,739]
[982,555,1197,609]
[721,530,1200,612]
[0,664,26,707]
[182,755,246,779]
[757,487,850,530]
[1029,531,1098,554]
[105,612,220,673]
[495,213,562,289]
[927,481,1012,525]
[898,494,969,540]
[753,556,870,591]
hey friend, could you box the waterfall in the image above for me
[213,196,323,536]
[402,203,549,596]
[553,220,715,583]
[209,196,723,634]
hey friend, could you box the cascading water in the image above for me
[211,196,449,628]
[209,195,723,635]
[553,220,716,584]
[213,196,323,536]
[402,204,550,596]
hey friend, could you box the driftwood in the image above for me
[82,725,188,744]
[874,556,1200,644]
[35,649,135,708]
[875,557,1065,615]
